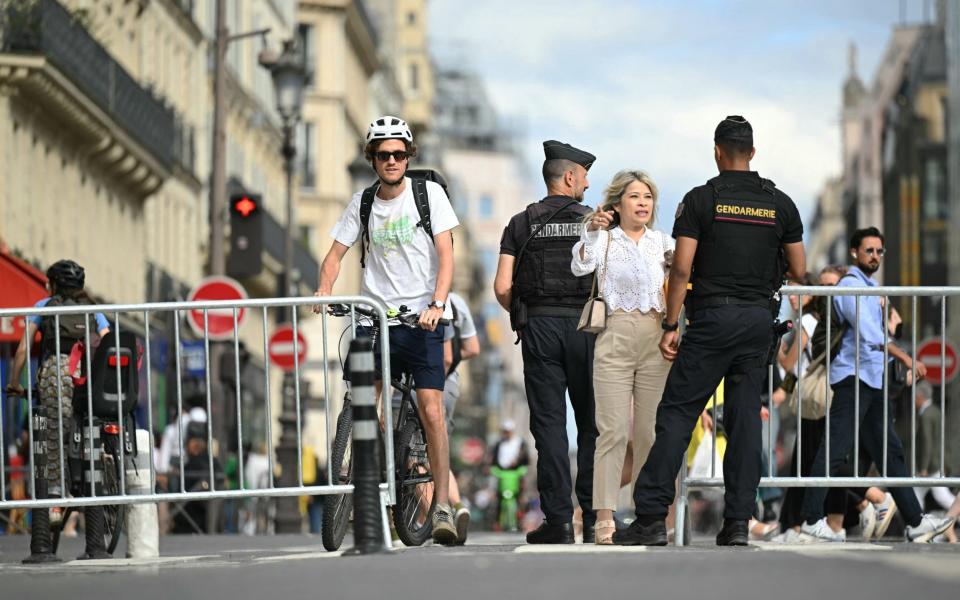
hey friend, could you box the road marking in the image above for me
[254,551,345,562]
[754,542,892,552]
[514,545,650,554]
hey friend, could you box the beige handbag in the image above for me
[788,354,833,419]
[577,231,612,334]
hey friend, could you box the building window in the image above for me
[478,194,494,219]
[298,121,316,188]
[479,249,498,278]
[407,11,417,25]
[297,24,315,87]
[923,157,945,219]
[410,63,419,92]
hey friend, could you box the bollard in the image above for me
[23,407,61,564]
[125,429,159,558]
[344,336,388,555]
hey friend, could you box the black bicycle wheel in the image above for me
[50,506,74,554]
[393,413,434,547]
[102,449,124,555]
[322,397,353,551]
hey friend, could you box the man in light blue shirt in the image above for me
[800,227,954,543]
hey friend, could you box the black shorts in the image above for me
[347,325,446,391]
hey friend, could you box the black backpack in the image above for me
[40,294,94,357]
[358,169,449,268]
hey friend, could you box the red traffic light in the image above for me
[234,196,257,218]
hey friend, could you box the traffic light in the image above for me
[228,193,263,278]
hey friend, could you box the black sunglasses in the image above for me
[374,150,409,162]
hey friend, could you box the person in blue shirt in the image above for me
[6,260,109,507]
[800,228,955,543]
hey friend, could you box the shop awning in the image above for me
[0,252,47,343]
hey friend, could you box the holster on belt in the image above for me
[510,296,528,344]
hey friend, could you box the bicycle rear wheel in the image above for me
[102,448,125,555]
[393,414,434,546]
[321,397,353,551]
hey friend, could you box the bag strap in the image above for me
[594,230,612,299]
[358,184,378,269]
[511,199,578,280]
[412,177,434,242]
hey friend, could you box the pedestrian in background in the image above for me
[495,140,598,544]
[614,116,806,546]
[571,169,674,544]
[800,227,954,543]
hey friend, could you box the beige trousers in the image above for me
[592,311,672,511]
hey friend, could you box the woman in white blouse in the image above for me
[571,170,675,544]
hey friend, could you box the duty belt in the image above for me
[688,296,772,311]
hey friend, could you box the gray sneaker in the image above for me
[873,493,897,540]
[905,515,955,544]
[431,503,458,545]
[454,505,470,546]
[800,518,846,543]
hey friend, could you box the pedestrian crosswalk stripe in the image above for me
[514,545,650,554]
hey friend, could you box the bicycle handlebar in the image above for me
[326,303,449,328]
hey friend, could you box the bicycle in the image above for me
[491,465,526,532]
[321,303,445,551]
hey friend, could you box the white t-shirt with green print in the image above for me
[332,177,459,315]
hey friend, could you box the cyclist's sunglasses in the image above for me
[374,150,410,162]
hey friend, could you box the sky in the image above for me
[429,0,937,231]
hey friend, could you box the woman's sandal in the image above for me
[595,519,617,545]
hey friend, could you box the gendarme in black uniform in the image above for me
[500,140,598,543]
[617,116,803,546]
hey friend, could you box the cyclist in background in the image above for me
[489,420,530,531]
[314,116,460,544]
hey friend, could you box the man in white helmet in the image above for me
[315,116,460,544]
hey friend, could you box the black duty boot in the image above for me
[612,518,667,546]
[526,521,575,544]
[716,519,749,546]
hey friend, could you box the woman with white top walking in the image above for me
[571,170,675,544]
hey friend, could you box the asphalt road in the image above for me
[0,533,958,600]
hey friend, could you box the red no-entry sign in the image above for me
[268,324,308,372]
[186,276,248,341]
[916,338,958,386]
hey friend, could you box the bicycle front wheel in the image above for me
[393,414,434,547]
[321,397,353,551]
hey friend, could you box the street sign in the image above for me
[916,337,958,386]
[268,324,308,372]
[458,437,486,466]
[186,276,248,341]
[181,341,207,378]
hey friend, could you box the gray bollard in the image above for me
[23,407,61,564]
[344,336,387,555]
[125,429,159,558]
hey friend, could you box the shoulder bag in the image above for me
[577,230,612,333]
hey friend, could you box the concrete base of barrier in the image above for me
[125,429,159,558]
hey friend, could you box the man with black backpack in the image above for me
[314,116,460,544]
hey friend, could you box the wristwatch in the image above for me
[661,320,679,332]
[428,300,446,310]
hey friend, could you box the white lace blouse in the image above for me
[571,225,675,315]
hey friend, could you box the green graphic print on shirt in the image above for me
[371,215,416,257]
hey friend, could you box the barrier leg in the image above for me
[344,337,388,555]
[380,487,392,549]
[675,461,690,547]
[23,407,61,564]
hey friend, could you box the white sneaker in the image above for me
[859,502,877,541]
[800,518,846,543]
[873,493,897,540]
[772,528,802,544]
[905,515,956,544]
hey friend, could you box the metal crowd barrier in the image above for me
[0,295,395,514]
[676,286,960,546]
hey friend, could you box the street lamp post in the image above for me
[261,39,308,534]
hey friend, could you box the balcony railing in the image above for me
[1,0,192,172]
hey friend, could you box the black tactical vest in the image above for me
[691,175,786,303]
[513,199,594,307]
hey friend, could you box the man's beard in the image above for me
[380,171,405,186]
[859,259,880,275]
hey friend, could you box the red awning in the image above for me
[0,251,48,343]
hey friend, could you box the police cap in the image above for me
[543,140,595,171]
[714,115,754,147]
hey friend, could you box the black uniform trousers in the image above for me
[521,315,597,526]
[633,304,772,521]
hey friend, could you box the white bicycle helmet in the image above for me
[366,115,413,144]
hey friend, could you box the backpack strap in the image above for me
[447,300,463,377]
[358,184,378,269]
[412,177,434,243]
